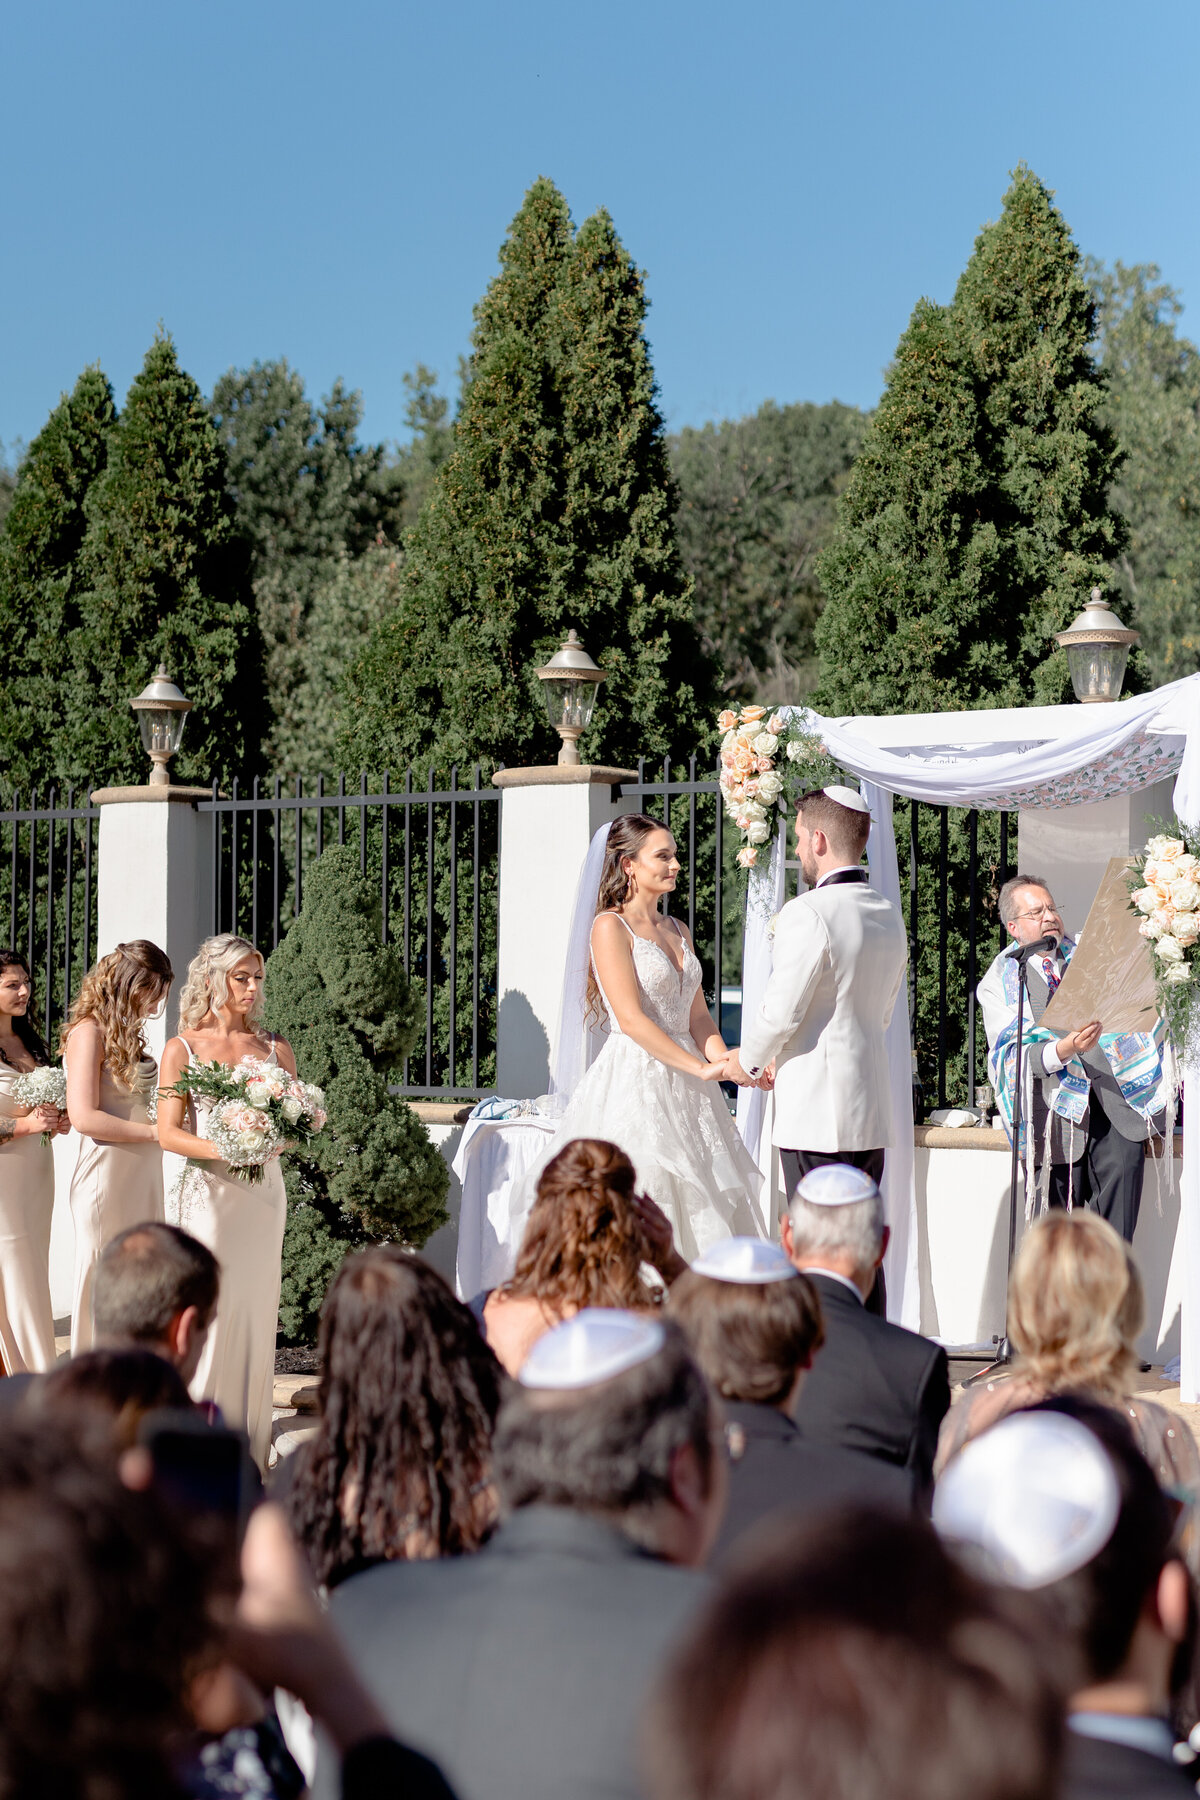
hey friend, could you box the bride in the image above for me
[513,813,767,1261]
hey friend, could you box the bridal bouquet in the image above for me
[1130,825,1200,1056]
[11,1065,67,1145]
[164,1057,327,1184]
[716,704,840,871]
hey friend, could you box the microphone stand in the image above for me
[963,933,1059,1389]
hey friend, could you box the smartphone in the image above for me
[138,1407,257,1545]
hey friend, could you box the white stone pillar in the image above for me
[492,766,636,1099]
[91,785,214,1061]
[1017,776,1176,935]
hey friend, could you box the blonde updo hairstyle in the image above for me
[1007,1210,1143,1401]
[177,935,266,1031]
[62,940,174,1090]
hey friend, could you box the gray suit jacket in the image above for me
[315,1506,710,1800]
[1024,963,1151,1158]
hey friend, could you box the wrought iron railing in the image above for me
[0,787,100,1038]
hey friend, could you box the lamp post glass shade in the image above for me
[1055,589,1140,704]
[536,630,605,765]
[130,665,192,785]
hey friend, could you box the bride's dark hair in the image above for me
[585,813,669,1027]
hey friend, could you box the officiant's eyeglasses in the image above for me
[1012,903,1060,921]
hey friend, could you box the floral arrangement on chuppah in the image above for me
[163,1056,327,1183]
[716,704,842,870]
[1130,825,1200,1057]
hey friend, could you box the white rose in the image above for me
[1133,886,1159,915]
[1174,918,1200,948]
[1152,908,1175,935]
[1145,836,1171,858]
[1158,839,1186,861]
[747,820,770,845]
[1176,854,1198,877]
[740,800,767,823]
[1139,918,1165,940]
[1171,879,1200,912]
[1164,962,1192,985]
[244,1080,273,1105]
[758,772,784,802]
[752,732,779,758]
[281,1096,304,1124]
[1156,935,1184,963]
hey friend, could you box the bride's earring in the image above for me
[622,863,636,900]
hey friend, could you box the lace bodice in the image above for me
[592,918,701,1040]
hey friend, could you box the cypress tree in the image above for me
[66,334,261,790]
[0,369,116,793]
[339,178,717,775]
[264,844,450,1341]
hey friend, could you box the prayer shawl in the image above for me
[977,938,1167,1156]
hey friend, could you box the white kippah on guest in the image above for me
[794,1164,879,1207]
[518,1307,666,1390]
[932,1412,1121,1590]
[822,784,871,815]
[691,1238,799,1284]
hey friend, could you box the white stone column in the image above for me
[492,766,636,1099]
[91,785,214,1061]
[1017,776,1176,934]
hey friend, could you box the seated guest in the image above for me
[285,1247,504,1588]
[316,1310,721,1800]
[669,1237,914,1559]
[935,1402,1197,1798]
[782,1165,949,1505]
[33,1345,194,1449]
[647,1503,1061,1800]
[936,1212,1200,1570]
[483,1137,684,1376]
[93,1221,219,1385]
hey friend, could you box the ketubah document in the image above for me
[1041,856,1159,1037]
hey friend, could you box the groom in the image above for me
[725,787,908,1204]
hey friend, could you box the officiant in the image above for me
[977,873,1168,1243]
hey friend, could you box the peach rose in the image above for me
[740,705,767,724]
[717,710,739,733]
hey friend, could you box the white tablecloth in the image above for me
[452,1114,558,1300]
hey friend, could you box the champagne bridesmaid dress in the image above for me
[0,1064,58,1373]
[69,1059,164,1354]
[169,1038,287,1469]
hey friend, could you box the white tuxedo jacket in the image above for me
[740,875,908,1153]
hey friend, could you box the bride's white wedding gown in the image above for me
[514,917,766,1261]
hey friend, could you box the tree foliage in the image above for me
[0,370,115,793]
[264,843,449,1341]
[670,400,866,702]
[340,177,718,776]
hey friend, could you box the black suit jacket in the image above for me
[714,1399,915,1564]
[315,1505,710,1800]
[791,1273,950,1508]
[1063,1727,1198,1799]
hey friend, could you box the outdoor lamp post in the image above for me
[536,629,606,765]
[129,664,192,785]
[1055,589,1140,704]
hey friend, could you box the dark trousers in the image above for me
[1047,1100,1145,1243]
[780,1147,887,1317]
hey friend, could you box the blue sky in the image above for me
[4,0,1198,456]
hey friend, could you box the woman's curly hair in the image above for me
[584,813,672,1027]
[177,934,265,1031]
[61,941,173,1090]
[504,1137,663,1313]
[0,949,49,1067]
[286,1247,505,1588]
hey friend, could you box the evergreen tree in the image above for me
[300,538,405,774]
[951,164,1129,702]
[0,370,115,794]
[340,178,717,775]
[392,364,455,537]
[62,334,261,790]
[264,844,449,1341]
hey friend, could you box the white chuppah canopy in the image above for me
[735,672,1200,1396]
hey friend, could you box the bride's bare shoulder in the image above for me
[591,911,630,940]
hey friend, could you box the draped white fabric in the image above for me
[735,673,1200,1378]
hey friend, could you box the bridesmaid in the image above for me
[158,934,295,1469]
[0,951,67,1373]
[63,940,173,1354]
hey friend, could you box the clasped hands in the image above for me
[698,1049,774,1089]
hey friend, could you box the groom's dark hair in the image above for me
[796,791,869,859]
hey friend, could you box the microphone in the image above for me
[1006,932,1060,967]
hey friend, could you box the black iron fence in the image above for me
[1,787,100,1041]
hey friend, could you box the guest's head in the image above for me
[494,1310,725,1567]
[648,1508,1062,1800]
[505,1138,664,1314]
[34,1349,194,1451]
[668,1239,823,1411]
[935,1400,1191,1716]
[781,1163,887,1298]
[1008,1210,1142,1401]
[177,934,265,1030]
[286,1246,504,1586]
[794,787,870,885]
[62,940,173,1085]
[0,1417,219,1800]
[93,1223,219,1385]
[0,949,49,1065]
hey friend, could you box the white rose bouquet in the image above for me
[163,1057,327,1185]
[716,703,842,872]
[1129,824,1200,1056]
[11,1065,68,1145]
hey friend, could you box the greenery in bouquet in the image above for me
[10,1065,67,1145]
[716,704,842,872]
[1129,824,1200,1059]
[162,1059,327,1186]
